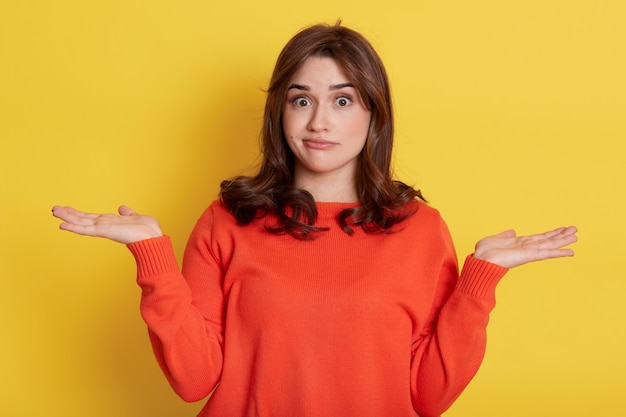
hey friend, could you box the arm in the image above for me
[52,205,225,401]
[410,220,577,417]
[129,231,224,402]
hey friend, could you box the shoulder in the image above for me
[193,198,269,238]
[187,199,241,247]
[404,200,446,226]
[195,199,238,227]
[399,200,454,246]
[185,199,246,264]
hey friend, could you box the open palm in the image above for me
[52,205,163,244]
[473,226,578,269]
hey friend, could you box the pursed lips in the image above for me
[302,138,338,150]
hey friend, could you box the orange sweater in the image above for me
[128,200,507,417]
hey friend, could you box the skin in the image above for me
[51,205,578,268]
[283,56,371,203]
[51,56,579,268]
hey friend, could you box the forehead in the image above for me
[290,56,351,84]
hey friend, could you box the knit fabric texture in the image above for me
[128,199,507,417]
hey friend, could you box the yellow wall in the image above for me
[1,1,624,416]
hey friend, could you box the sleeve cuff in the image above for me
[127,236,180,278]
[456,255,508,299]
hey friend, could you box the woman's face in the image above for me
[282,56,371,188]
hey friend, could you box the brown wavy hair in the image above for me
[220,21,424,239]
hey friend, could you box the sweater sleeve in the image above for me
[127,206,225,402]
[410,216,507,417]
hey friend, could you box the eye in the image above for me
[335,96,353,107]
[291,97,311,107]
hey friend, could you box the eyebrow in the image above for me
[287,82,355,91]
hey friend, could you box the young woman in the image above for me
[52,22,577,417]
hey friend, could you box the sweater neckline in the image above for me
[315,201,360,220]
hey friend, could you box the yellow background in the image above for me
[1,1,624,416]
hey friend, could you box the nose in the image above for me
[307,104,329,132]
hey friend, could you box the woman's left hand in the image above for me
[472,226,578,269]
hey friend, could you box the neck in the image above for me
[293,169,359,203]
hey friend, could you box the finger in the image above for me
[537,232,578,251]
[536,247,575,260]
[52,205,79,220]
[546,226,578,239]
[118,205,137,216]
[544,226,578,243]
[553,232,578,248]
[52,206,95,218]
[495,229,516,238]
[58,221,104,238]
[52,206,100,225]
[528,227,567,241]
[529,225,579,243]
[560,225,578,237]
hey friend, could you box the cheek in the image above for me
[282,124,298,151]
[282,124,298,154]
[348,112,371,141]
[282,109,302,135]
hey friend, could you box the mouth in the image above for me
[302,138,337,150]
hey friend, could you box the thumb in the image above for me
[496,229,517,238]
[118,205,137,216]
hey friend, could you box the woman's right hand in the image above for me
[52,205,163,244]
